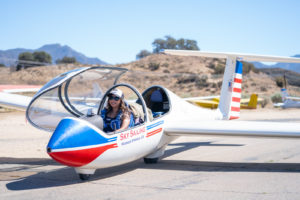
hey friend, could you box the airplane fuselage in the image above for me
[46,86,218,176]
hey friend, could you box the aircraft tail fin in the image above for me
[247,94,258,109]
[161,49,300,119]
[217,59,243,120]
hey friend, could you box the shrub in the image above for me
[208,63,215,69]
[136,50,151,60]
[213,64,225,74]
[260,97,269,108]
[275,76,284,88]
[271,93,282,103]
[260,86,267,92]
[177,75,197,84]
[176,75,208,89]
[196,75,209,88]
[148,62,160,71]
[162,63,169,68]
[56,56,77,64]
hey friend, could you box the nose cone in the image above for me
[47,118,117,167]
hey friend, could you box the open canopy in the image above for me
[26,66,127,132]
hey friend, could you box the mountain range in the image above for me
[1,44,299,73]
[252,54,300,73]
[0,44,108,66]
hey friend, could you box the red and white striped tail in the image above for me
[229,61,243,120]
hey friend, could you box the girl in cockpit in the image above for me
[101,89,134,133]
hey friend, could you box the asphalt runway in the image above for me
[1,109,300,200]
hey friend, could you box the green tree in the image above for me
[136,50,152,60]
[0,63,5,67]
[164,35,177,49]
[152,35,200,53]
[16,51,52,70]
[152,38,167,53]
[182,39,199,50]
[18,52,34,61]
[275,76,284,88]
[33,51,52,63]
[56,56,77,64]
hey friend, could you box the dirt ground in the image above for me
[1,108,300,159]
[1,108,300,200]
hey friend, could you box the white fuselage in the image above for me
[73,88,219,174]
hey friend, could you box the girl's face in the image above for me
[108,95,121,109]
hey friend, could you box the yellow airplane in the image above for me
[187,94,260,109]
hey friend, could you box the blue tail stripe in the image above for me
[235,61,243,74]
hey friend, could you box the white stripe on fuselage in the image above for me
[50,141,117,153]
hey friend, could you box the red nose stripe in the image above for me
[49,143,117,167]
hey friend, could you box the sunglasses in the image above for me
[108,96,120,101]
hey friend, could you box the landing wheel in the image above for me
[79,173,91,181]
[144,157,159,164]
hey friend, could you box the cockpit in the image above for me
[26,66,170,133]
[142,86,170,118]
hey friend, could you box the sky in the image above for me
[1,0,300,64]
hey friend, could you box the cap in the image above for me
[109,88,123,98]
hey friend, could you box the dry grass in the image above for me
[1,54,300,102]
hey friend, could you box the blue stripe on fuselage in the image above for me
[147,120,164,130]
[48,118,116,150]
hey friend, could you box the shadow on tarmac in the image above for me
[0,157,59,166]
[5,141,300,191]
[248,118,300,122]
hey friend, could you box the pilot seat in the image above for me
[150,89,165,118]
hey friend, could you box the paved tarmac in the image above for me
[1,109,300,200]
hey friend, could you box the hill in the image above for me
[0,44,107,66]
[259,68,300,87]
[1,54,300,105]
[118,54,286,98]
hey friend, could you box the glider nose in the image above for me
[47,118,117,167]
